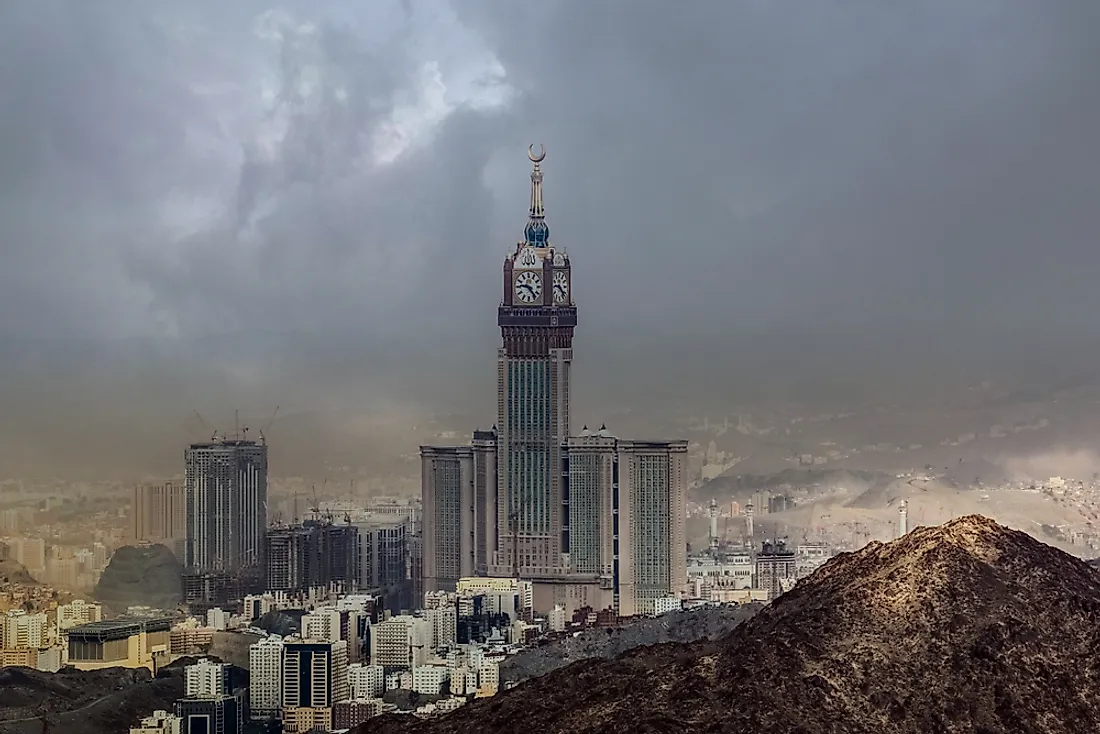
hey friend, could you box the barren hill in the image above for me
[362,515,1100,734]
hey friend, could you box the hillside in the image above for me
[0,559,38,585]
[362,515,1100,733]
[94,544,182,615]
[0,666,182,734]
[500,603,762,684]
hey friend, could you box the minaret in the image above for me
[898,500,909,539]
[745,501,755,543]
[495,145,577,577]
[708,498,719,552]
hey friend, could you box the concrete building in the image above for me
[65,618,171,672]
[248,635,284,719]
[2,611,47,649]
[420,428,497,592]
[130,710,182,734]
[132,482,186,555]
[175,694,243,734]
[561,435,688,617]
[348,663,385,699]
[185,657,230,697]
[755,539,797,602]
[184,438,268,574]
[369,615,430,669]
[281,639,350,734]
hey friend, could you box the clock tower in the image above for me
[494,145,576,577]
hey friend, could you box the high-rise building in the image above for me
[281,639,350,734]
[174,693,244,734]
[185,657,230,697]
[184,439,268,574]
[248,635,284,719]
[420,430,498,594]
[419,147,687,616]
[265,521,360,593]
[132,482,186,555]
[562,433,689,616]
[755,539,797,602]
[494,146,575,578]
[356,518,412,611]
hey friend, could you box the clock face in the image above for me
[514,271,542,303]
[515,247,541,270]
[552,271,569,304]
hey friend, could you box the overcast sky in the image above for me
[2,0,1097,344]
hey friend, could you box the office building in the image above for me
[132,482,186,556]
[281,639,350,734]
[174,694,244,734]
[248,635,284,719]
[184,438,268,574]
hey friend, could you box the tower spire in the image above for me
[524,144,550,246]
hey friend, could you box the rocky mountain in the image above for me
[362,515,1100,734]
[0,559,38,586]
[94,544,182,615]
[0,666,182,734]
[500,603,762,685]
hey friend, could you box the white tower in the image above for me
[745,501,755,541]
[898,500,909,539]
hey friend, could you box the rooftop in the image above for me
[66,617,174,640]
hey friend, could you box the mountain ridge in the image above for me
[362,515,1100,734]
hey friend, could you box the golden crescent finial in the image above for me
[528,143,546,163]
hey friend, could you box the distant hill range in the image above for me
[363,515,1100,734]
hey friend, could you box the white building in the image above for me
[2,611,47,649]
[249,636,284,719]
[369,615,430,669]
[424,606,457,649]
[302,608,341,642]
[348,663,385,700]
[184,657,229,697]
[652,596,682,616]
[477,662,500,694]
[129,710,181,734]
[547,605,567,632]
[56,600,103,631]
[411,665,450,695]
[206,608,230,632]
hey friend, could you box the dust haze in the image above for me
[2,1,1099,480]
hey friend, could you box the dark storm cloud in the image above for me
[2,0,1098,346]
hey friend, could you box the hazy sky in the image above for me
[1,1,1099,477]
[3,0,1098,345]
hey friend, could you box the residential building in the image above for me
[282,639,350,734]
[248,635,284,719]
[57,599,103,631]
[185,657,230,697]
[174,693,244,734]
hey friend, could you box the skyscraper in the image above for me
[494,145,575,577]
[420,429,496,592]
[132,482,187,557]
[419,147,687,616]
[184,438,268,574]
[562,432,689,616]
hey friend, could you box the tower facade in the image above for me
[184,439,268,574]
[493,145,576,577]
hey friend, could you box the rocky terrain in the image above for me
[362,515,1100,734]
[94,543,182,615]
[0,666,182,734]
[0,560,37,586]
[500,603,762,684]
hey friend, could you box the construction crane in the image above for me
[258,405,280,446]
[192,410,220,441]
